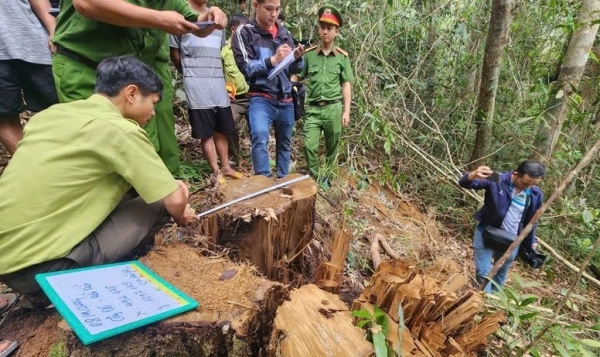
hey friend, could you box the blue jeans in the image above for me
[248,96,295,178]
[473,224,518,293]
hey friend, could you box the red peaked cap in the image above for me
[318,5,343,27]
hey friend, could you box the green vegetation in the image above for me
[207,1,599,354]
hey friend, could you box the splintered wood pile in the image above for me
[352,260,506,357]
[0,244,288,357]
[268,284,374,357]
[198,173,318,282]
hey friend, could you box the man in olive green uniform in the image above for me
[0,56,197,297]
[293,5,354,187]
[51,0,227,175]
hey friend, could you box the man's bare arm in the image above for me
[163,181,196,226]
[341,82,352,127]
[29,0,56,36]
[170,47,182,75]
[73,0,198,35]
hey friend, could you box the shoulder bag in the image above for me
[482,194,530,252]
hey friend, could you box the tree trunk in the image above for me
[469,0,514,169]
[268,284,374,357]
[534,0,600,162]
[197,174,318,283]
[0,244,289,357]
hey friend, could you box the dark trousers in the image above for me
[0,192,170,295]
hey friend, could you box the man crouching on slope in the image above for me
[0,56,196,307]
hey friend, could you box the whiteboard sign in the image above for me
[35,261,198,344]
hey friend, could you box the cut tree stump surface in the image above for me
[268,284,374,357]
[0,244,288,357]
[198,173,318,281]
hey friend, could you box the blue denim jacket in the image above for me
[231,20,304,100]
[458,172,544,252]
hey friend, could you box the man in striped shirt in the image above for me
[458,160,546,292]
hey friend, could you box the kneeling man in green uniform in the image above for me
[0,56,196,302]
[293,5,354,188]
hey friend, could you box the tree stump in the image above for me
[0,244,288,357]
[198,174,318,282]
[353,259,506,356]
[267,284,374,357]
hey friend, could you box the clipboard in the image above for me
[35,261,198,345]
[267,52,295,80]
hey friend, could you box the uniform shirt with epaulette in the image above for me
[296,45,354,103]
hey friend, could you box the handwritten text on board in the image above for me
[46,264,186,335]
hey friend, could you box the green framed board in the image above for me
[35,261,198,345]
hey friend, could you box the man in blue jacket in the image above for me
[458,160,545,292]
[231,0,304,178]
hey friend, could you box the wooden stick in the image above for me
[481,137,600,291]
[522,232,600,354]
[377,234,401,259]
[227,301,253,309]
[370,235,382,270]
[536,238,600,288]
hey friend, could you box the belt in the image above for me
[307,99,340,107]
[55,46,99,68]
[248,92,293,103]
[235,93,248,100]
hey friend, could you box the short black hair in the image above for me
[278,11,286,21]
[95,56,162,99]
[238,0,245,4]
[515,160,546,179]
[229,13,249,28]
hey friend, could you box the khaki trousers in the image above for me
[0,192,170,295]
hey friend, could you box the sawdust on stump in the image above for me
[3,244,288,357]
[141,244,261,314]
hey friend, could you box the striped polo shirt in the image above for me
[501,184,530,234]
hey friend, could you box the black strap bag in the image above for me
[482,194,530,252]
[291,81,306,121]
[518,247,547,269]
[482,225,517,251]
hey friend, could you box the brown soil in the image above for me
[140,244,261,315]
[0,309,62,357]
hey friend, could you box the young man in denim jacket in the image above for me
[458,160,545,292]
[231,0,304,178]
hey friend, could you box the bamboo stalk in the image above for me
[536,238,600,288]
[481,137,600,291]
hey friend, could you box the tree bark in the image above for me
[534,0,600,162]
[469,0,514,169]
[197,174,318,282]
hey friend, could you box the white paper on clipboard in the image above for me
[267,52,295,80]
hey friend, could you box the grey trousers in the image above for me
[0,192,170,295]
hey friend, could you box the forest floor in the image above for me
[1,113,599,356]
